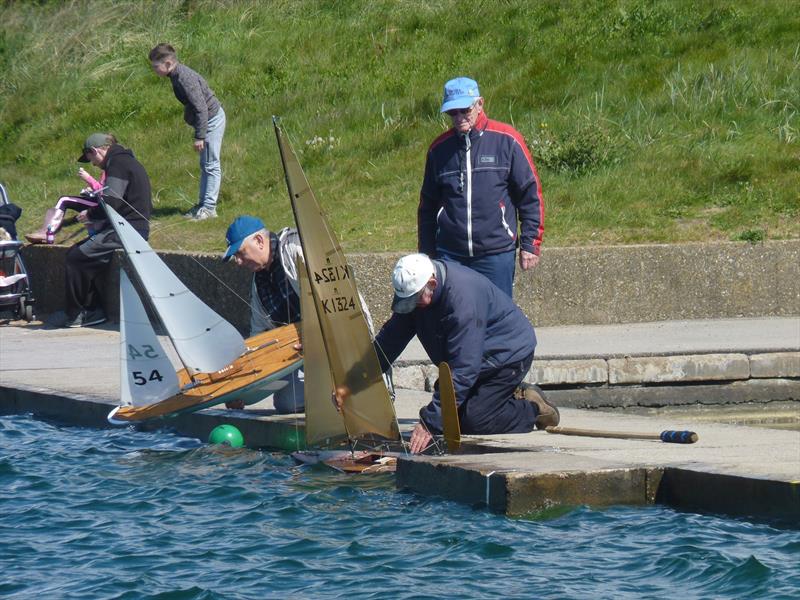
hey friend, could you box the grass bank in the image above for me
[1,0,797,253]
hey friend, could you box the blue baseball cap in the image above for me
[223,215,265,262]
[440,77,481,113]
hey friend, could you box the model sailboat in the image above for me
[272,118,401,470]
[105,204,302,424]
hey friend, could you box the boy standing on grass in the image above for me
[149,43,226,221]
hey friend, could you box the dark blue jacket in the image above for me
[418,112,544,258]
[375,261,536,433]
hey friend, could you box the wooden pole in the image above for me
[545,426,698,444]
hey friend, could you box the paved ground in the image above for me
[2,315,798,396]
[396,316,800,361]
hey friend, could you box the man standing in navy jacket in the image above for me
[418,77,545,297]
[373,254,558,453]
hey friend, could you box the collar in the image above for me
[430,260,446,305]
[266,231,280,271]
[454,111,488,146]
[473,111,489,133]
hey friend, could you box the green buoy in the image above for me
[208,424,244,448]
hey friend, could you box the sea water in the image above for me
[1,415,798,600]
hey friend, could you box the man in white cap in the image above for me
[418,77,545,297]
[369,253,558,453]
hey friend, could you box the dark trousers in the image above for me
[64,229,121,319]
[438,249,517,297]
[439,352,537,435]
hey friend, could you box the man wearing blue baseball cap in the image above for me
[418,77,545,297]
[223,215,376,413]
[223,215,305,412]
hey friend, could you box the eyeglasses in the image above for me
[446,103,477,117]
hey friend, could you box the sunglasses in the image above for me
[446,103,477,117]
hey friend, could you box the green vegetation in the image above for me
[1,0,797,253]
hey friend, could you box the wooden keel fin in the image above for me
[439,362,461,453]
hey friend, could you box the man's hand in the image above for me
[194,139,205,152]
[519,250,540,270]
[333,385,350,412]
[409,422,433,454]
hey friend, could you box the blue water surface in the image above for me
[1,415,798,599]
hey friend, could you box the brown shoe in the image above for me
[515,383,560,429]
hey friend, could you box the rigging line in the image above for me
[284,269,302,452]
[106,194,254,314]
[372,337,407,455]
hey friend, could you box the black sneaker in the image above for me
[65,308,107,328]
[515,382,560,429]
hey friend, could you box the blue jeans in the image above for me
[199,106,226,209]
[437,248,516,297]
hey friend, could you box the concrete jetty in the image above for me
[1,317,798,522]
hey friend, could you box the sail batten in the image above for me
[105,204,246,374]
[273,119,399,443]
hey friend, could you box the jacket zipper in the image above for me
[464,133,473,257]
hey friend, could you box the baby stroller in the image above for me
[0,183,36,322]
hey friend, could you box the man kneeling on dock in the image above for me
[372,253,559,453]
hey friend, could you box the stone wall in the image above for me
[17,240,800,333]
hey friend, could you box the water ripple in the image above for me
[2,415,799,599]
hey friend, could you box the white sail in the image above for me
[105,204,246,374]
[119,270,181,406]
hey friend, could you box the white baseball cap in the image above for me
[391,253,435,313]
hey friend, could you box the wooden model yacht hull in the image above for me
[108,324,301,424]
[292,449,400,474]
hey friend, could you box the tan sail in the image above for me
[297,255,348,445]
[274,119,399,442]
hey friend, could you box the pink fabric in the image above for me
[78,170,105,191]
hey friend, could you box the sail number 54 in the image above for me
[128,344,161,360]
[131,370,164,385]
[127,344,166,386]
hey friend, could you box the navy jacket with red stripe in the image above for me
[418,112,544,258]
